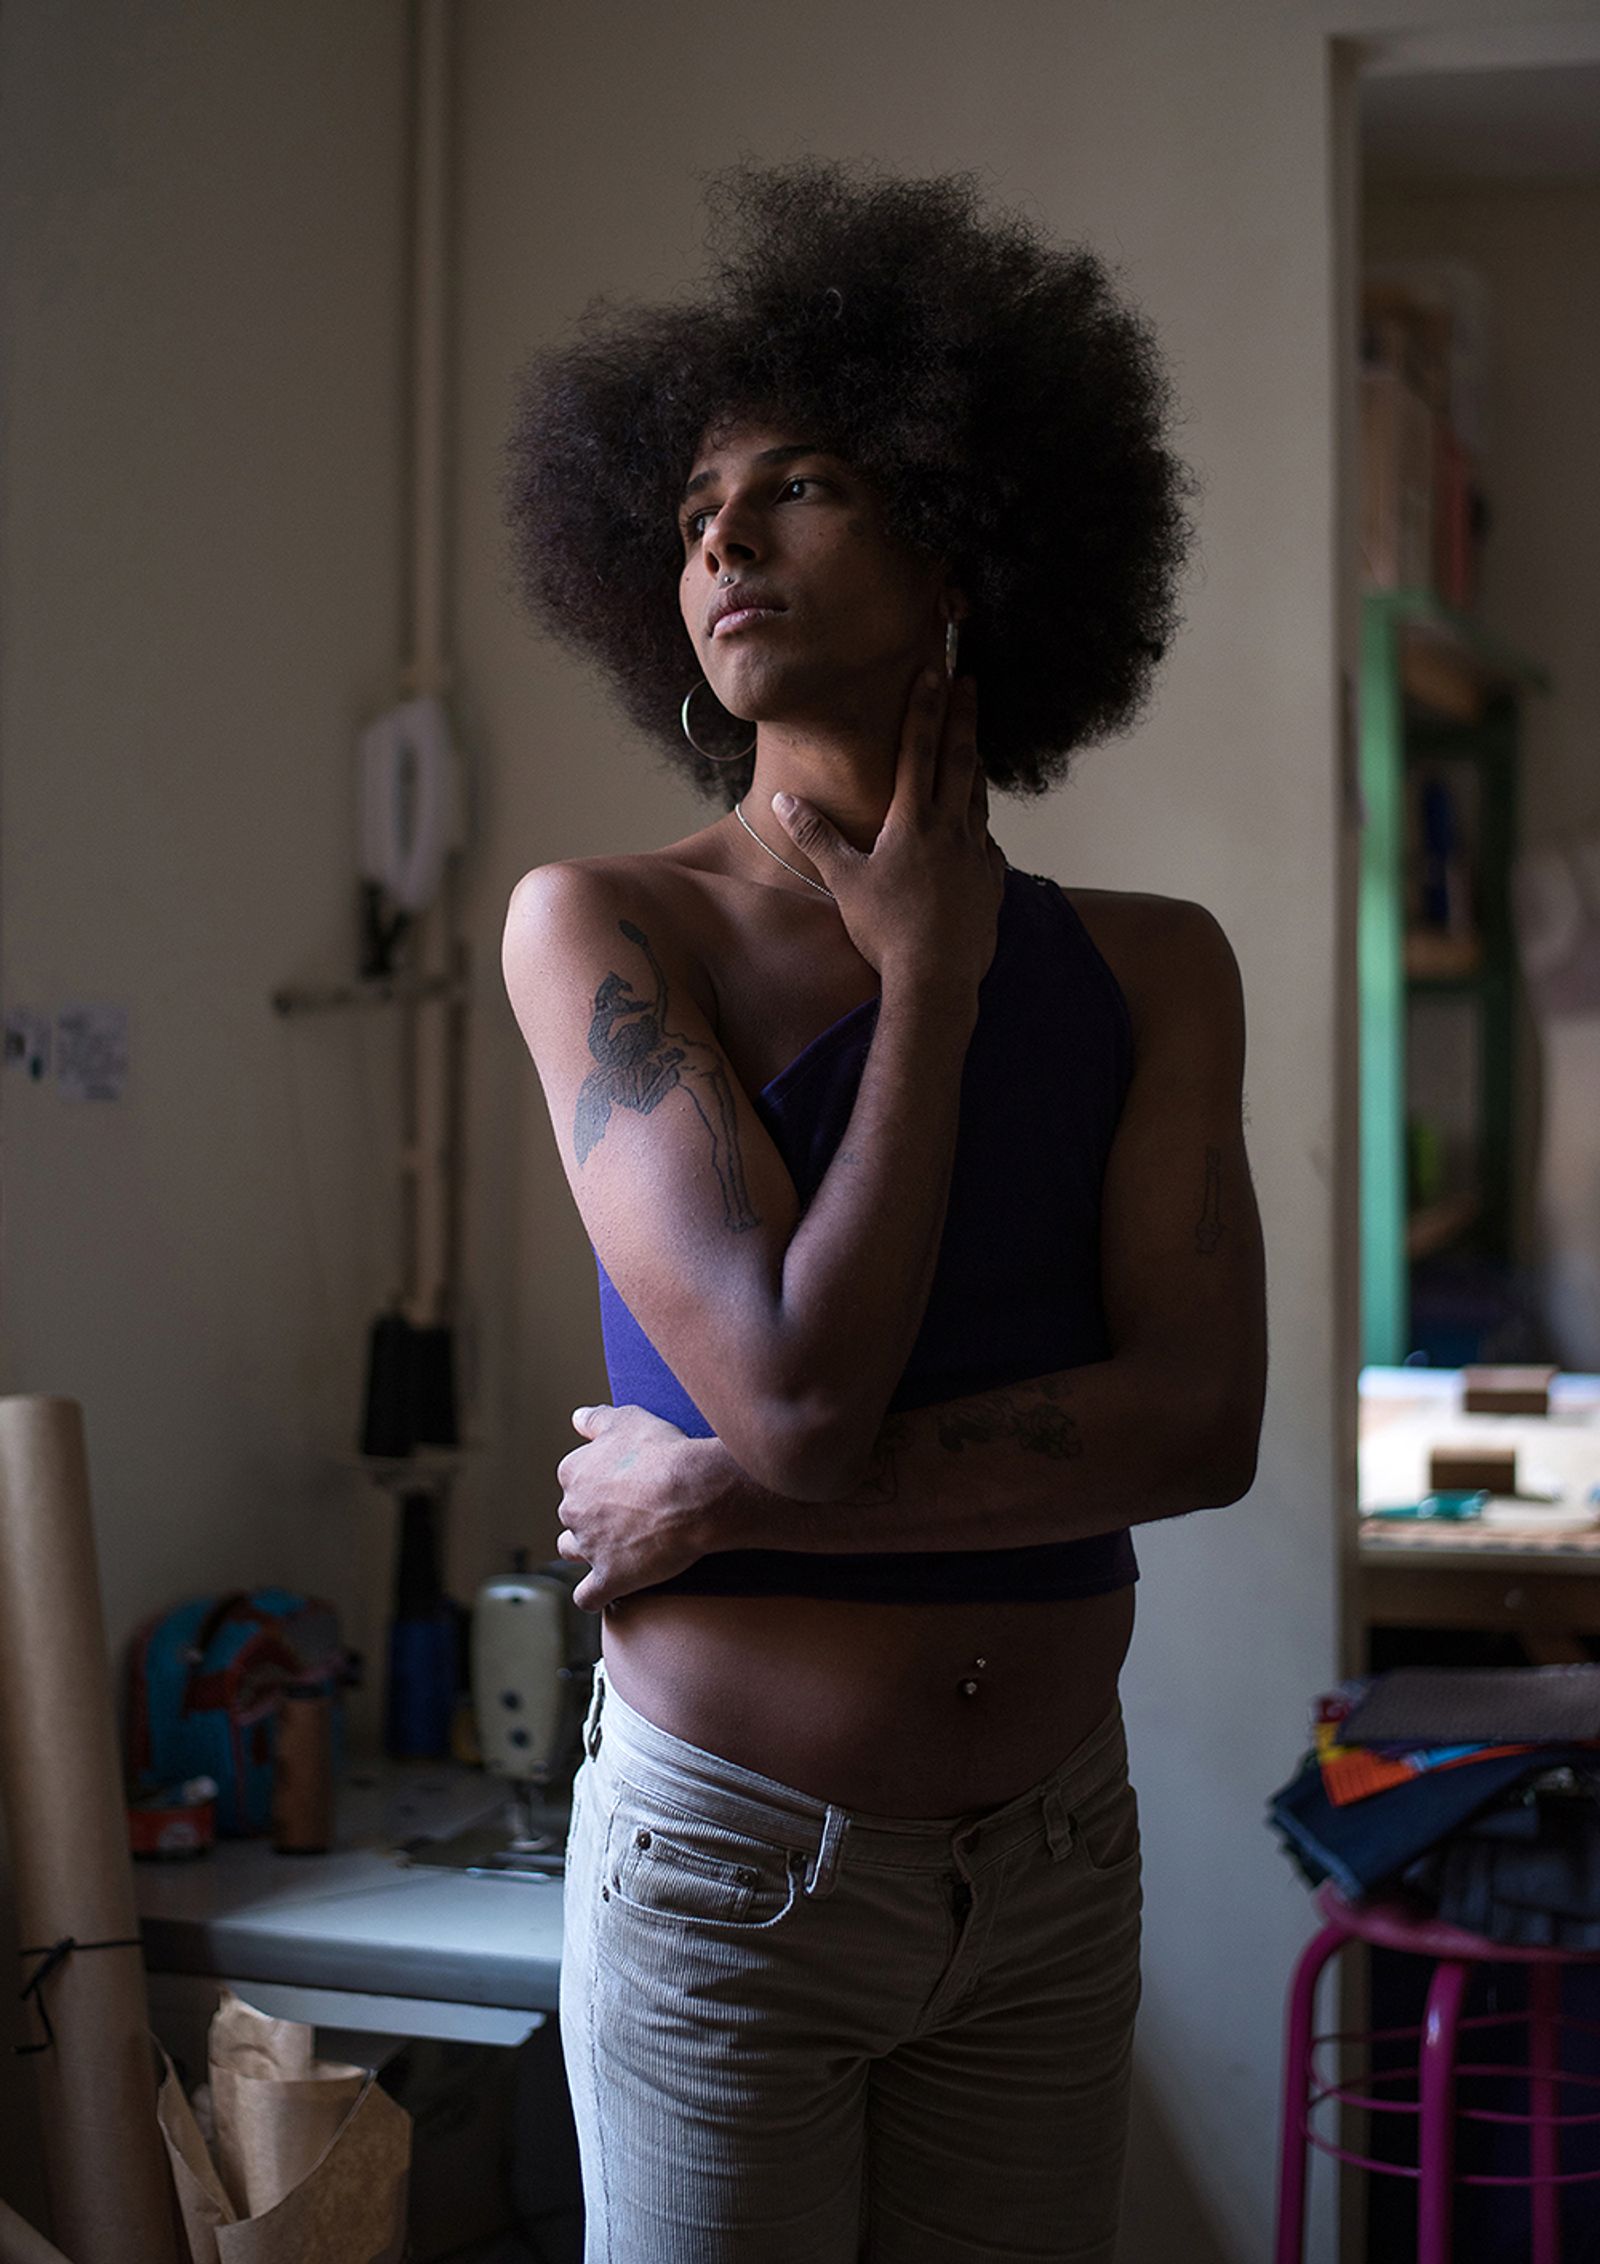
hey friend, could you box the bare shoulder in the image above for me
[503,836,727,1021]
[504,848,675,938]
[1060,886,1243,1049]
[504,828,728,959]
[505,825,722,929]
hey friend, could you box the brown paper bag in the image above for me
[155,1991,410,2264]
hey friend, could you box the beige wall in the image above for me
[4,0,1599,2254]
[0,0,406,2214]
[449,9,1591,2257]
[455,6,1354,2256]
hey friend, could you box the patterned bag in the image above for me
[127,1588,347,1835]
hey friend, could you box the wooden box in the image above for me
[1429,1444,1517,1495]
[1462,1366,1558,1417]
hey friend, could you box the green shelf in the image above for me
[1358,588,1550,1366]
[1368,586,1552,696]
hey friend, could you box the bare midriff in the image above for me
[598,1582,1136,1817]
[576,858,1146,1820]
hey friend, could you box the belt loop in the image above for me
[1043,1781,1075,1862]
[583,1662,607,1760]
[803,1804,848,1898]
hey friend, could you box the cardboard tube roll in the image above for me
[0,1397,179,2264]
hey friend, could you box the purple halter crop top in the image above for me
[591,864,1140,1604]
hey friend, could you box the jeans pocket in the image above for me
[1070,1766,1141,1876]
[603,1792,800,1929]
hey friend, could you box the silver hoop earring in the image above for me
[945,617,960,680]
[681,679,756,763]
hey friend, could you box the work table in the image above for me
[1358,1366,1600,1663]
[135,1757,570,2051]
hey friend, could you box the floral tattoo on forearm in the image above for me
[935,1375,1083,1461]
[573,919,759,1233]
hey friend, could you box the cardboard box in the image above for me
[1463,1366,1558,1417]
[1429,1444,1517,1495]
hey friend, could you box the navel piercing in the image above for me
[958,1655,988,1699]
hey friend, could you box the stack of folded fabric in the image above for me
[1267,1665,1600,1946]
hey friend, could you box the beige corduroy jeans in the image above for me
[559,1661,1143,2263]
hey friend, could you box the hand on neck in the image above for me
[746,717,900,858]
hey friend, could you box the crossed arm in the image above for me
[557,1348,1255,1610]
[517,876,1268,1609]
[588,1345,1252,1566]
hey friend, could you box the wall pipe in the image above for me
[396,0,466,1337]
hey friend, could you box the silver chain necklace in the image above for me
[732,799,835,900]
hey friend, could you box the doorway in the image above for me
[1332,28,1600,2261]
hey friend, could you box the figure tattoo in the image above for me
[573,919,759,1233]
[936,1376,1082,1462]
[1196,1144,1224,1255]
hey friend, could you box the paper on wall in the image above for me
[54,1003,128,1101]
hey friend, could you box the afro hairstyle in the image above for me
[503,158,1199,802]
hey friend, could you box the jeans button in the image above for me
[635,1829,652,1849]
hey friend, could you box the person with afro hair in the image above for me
[501,159,1266,2262]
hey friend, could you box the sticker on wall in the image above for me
[55,1002,128,1101]
[3,1009,52,1082]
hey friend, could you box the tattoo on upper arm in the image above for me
[1196,1145,1223,1255]
[572,918,759,1233]
[935,1375,1082,1462]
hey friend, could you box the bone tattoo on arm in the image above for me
[1195,1144,1224,1255]
[573,918,759,1233]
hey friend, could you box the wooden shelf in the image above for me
[1406,1187,1482,1263]
[1361,586,1549,1363]
[1401,627,1483,722]
[1405,928,1483,982]
[1374,587,1553,697]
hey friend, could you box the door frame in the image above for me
[1327,22,1600,2262]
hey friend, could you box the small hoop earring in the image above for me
[681,679,756,763]
[945,617,960,680]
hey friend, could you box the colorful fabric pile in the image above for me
[1267,1665,1600,1945]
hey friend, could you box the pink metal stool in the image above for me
[1274,1879,1600,2264]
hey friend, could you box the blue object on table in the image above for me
[384,1609,458,1759]
[1368,1490,1489,1522]
[383,1488,461,1759]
